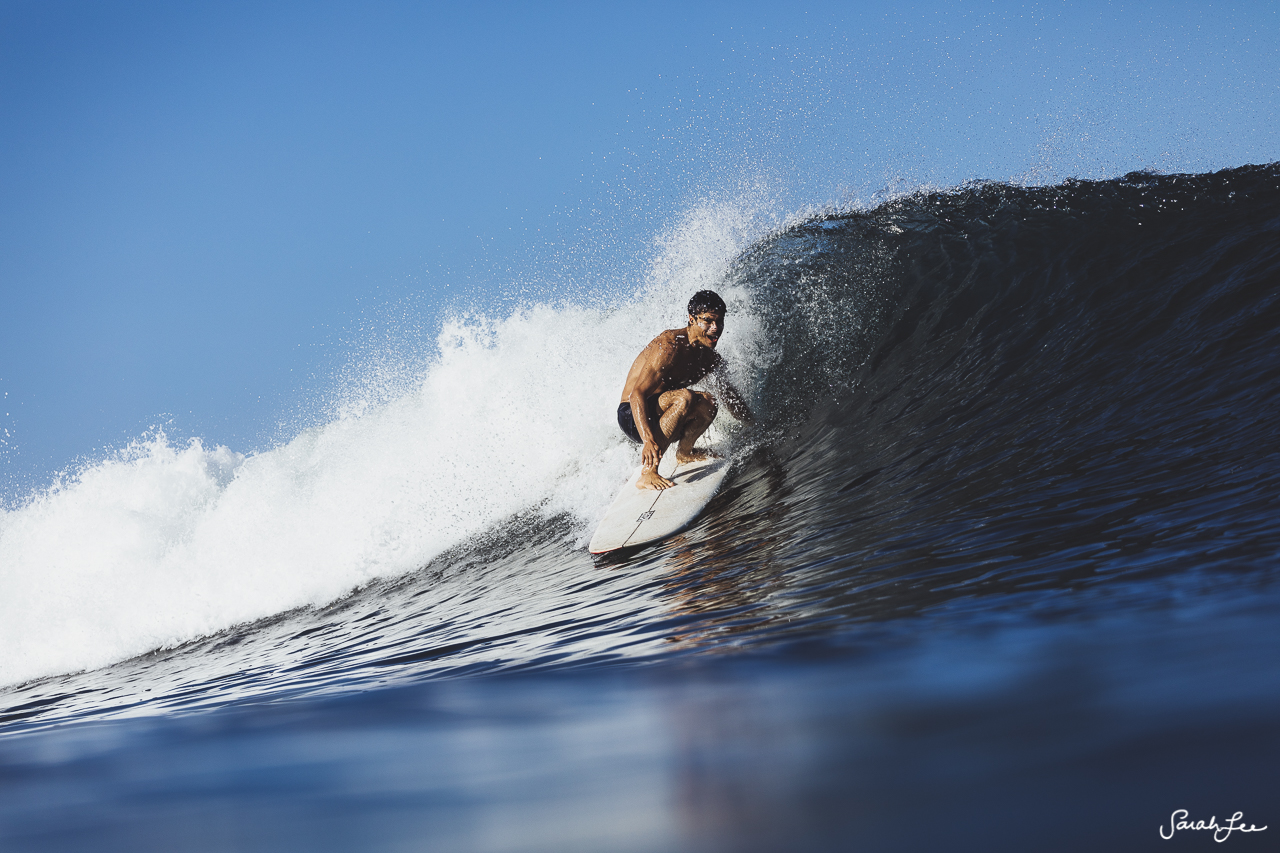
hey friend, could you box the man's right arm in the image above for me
[628,389,663,472]
[623,336,672,472]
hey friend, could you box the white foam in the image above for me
[0,197,775,688]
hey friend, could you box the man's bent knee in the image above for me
[661,388,695,413]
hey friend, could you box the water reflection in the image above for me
[7,604,1276,853]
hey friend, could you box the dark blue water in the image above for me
[3,165,1279,851]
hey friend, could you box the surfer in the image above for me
[618,290,754,490]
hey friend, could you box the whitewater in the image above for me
[0,201,773,689]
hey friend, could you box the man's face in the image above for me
[690,311,724,346]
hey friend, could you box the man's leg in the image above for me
[634,390,717,490]
[656,389,719,464]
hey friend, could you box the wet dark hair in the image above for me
[687,290,727,317]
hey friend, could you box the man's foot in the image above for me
[636,468,675,490]
[675,447,720,464]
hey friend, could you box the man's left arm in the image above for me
[710,356,755,424]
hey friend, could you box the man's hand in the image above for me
[642,439,662,471]
[637,440,674,490]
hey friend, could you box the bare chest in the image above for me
[658,346,716,390]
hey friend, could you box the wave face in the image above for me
[2,164,1279,728]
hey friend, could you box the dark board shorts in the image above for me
[617,397,661,444]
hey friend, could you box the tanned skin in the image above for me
[619,309,754,490]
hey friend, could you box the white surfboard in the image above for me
[589,453,732,554]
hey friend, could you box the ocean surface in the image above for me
[3,164,1279,851]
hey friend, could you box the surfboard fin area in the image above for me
[588,454,732,553]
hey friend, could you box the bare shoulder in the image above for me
[643,328,685,357]
[627,329,680,376]
[658,327,688,345]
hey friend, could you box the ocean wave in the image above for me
[4,164,1279,729]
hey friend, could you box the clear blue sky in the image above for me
[2,1,1276,491]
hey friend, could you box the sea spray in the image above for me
[0,197,777,688]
